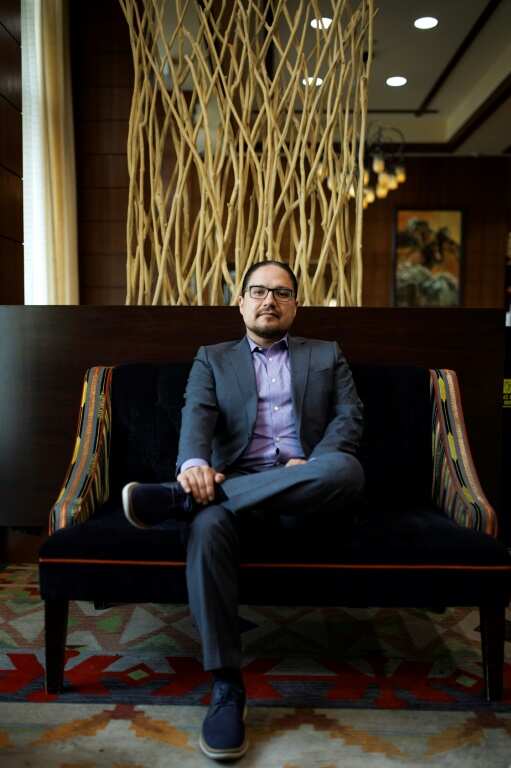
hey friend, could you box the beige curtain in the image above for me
[22,0,79,304]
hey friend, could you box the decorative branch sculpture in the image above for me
[119,0,373,305]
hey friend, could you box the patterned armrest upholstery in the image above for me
[430,368,496,537]
[49,366,113,533]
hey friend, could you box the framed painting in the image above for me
[393,209,463,307]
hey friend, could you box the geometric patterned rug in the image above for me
[1,565,511,767]
[1,564,511,711]
[1,701,511,767]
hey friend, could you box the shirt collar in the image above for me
[246,334,289,354]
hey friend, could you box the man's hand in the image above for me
[177,465,225,505]
[285,458,307,467]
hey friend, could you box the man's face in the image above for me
[238,264,298,343]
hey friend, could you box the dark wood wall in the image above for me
[362,156,511,309]
[70,0,511,309]
[0,0,22,304]
[71,0,131,305]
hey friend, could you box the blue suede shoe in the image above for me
[122,481,195,528]
[199,679,248,761]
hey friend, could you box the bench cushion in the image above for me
[39,499,511,606]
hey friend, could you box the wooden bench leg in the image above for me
[44,599,69,693]
[479,604,506,702]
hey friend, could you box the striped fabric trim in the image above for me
[430,369,496,537]
[49,367,113,533]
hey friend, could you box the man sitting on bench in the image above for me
[122,260,364,761]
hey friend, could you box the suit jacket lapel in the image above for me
[228,338,258,430]
[289,336,310,435]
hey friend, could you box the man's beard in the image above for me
[248,318,285,339]
[254,325,283,339]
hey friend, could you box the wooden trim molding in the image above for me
[416,0,503,117]
[449,73,511,152]
[376,75,511,155]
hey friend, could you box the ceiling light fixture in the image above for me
[302,76,323,86]
[414,16,438,30]
[363,124,407,206]
[395,165,406,184]
[311,17,333,30]
[372,153,385,174]
[378,172,390,188]
[386,76,407,87]
[319,125,407,206]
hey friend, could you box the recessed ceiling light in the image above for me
[302,77,324,86]
[386,76,407,87]
[311,17,333,30]
[414,16,438,30]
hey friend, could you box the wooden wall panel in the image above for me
[80,188,129,223]
[0,237,22,303]
[75,52,133,89]
[0,0,20,41]
[81,221,126,254]
[71,0,131,305]
[78,155,130,189]
[81,286,127,305]
[76,121,130,156]
[0,93,21,175]
[0,165,22,239]
[0,0,22,304]
[0,20,20,108]
[80,251,126,287]
[77,86,131,121]
[362,156,510,309]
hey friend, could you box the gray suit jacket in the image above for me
[176,335,363,474]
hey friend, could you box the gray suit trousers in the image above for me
[185,451,364,670]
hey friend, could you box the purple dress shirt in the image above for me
[180,335,305,474]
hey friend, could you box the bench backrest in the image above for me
[108,362,433,510]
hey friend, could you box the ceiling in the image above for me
[161,0,511,156]
[366,0,511,155]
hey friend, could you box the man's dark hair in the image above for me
[241,260,298,296]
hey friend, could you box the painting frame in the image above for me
[392,208,464,308]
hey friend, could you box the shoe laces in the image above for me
[212,681,244,709]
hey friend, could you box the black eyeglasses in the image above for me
[245,285,295,302]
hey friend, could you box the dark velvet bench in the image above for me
[38,362,511,700]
